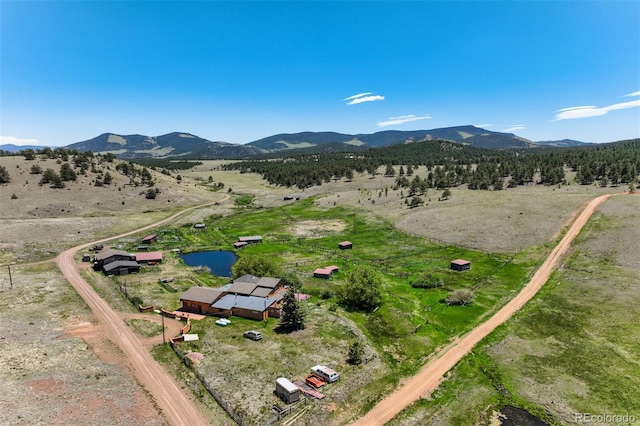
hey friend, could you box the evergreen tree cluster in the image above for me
[222,139,640,190]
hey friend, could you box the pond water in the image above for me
[497,406,549,426]
[180,250,237,277]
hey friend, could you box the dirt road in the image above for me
[55,197,228,426]
[351,193,615,426]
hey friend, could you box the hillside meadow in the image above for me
[387,194,640,425]
[0,154,632,425]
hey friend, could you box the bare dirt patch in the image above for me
[292,219,347,239]
[0,263,165,426]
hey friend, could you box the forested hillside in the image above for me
[222,139,640,190]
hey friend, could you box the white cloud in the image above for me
[377,114,431,127]
[502,125,526,133]
[555,92,640,120]
[474,124,493,128]
[342,92,372,101]
[342,92,385,105]
[0,135,40,146]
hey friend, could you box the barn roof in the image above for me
[180,286,224,304]
[450,259,471,265]
[103,260,140,272]
[95,249,131,261]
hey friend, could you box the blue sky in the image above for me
[1,1,639,146]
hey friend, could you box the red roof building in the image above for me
[135,251,163,264]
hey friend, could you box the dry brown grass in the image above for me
[0,262,166,426]
[0,156,227,264]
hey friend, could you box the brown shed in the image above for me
[450,259,471,271]
[141,234,157,244]
[338,241,353,250]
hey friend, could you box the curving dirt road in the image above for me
[351,193,617,426]
[55,197,228,426]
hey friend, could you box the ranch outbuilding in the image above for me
[450,259,471,271]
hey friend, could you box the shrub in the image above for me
[337,265,382,311]
[444,289,474,306]
[410,273,443,289]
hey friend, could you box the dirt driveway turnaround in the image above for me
[351,193,618,426]
[55,197,228,426]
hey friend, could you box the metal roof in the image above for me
[227,281,257,296]
[103,260,140,272]
[234,274,261,285]
[180,286,223,304]
[135,251,163,262]
[95,249,131,261]
[251,287,272,298]
[212,294,282,312]
[257,277,281,288]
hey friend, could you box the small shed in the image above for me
[314,265,339,279]
[194,223,206,230]
[276,378,300,404]
[141,234,157,244]
[314,268,332,279]
[238,235,263,244]
[338,241,353,250]
[450,259,471,271]
[233,241,248,249]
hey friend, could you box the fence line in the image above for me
[170,341,246,426]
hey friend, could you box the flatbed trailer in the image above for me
[293,381,324,399]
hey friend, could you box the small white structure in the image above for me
[276,378,300,404]
[182,334,199,342]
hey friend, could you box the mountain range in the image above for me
[1,126,588,158]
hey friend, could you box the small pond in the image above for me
[180,250,237,277]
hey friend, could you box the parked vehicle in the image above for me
[311,365,340,383]
[243,330,262,341]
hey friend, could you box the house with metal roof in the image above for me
[179,286,225,315]
[179,275,286,320]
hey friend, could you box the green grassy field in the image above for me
[89,195,547,424]
[387,194,640,426]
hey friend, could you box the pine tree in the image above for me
[347,341,364,365]
[277,289,305,333]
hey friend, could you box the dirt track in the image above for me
[55,197,228,426]
[351,193,617,426]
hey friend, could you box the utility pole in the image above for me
[161,312,166,344]
[7,265,13,288]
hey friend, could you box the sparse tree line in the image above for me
[221,139,640,191]
[0,148,165,196]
